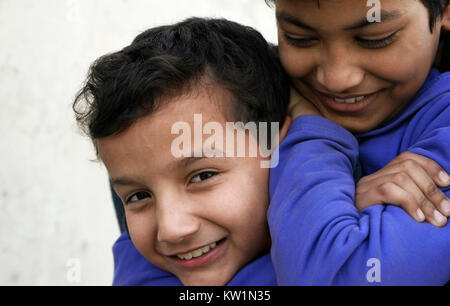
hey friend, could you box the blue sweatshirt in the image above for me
[112,69,450,286]
[268,69,450,285]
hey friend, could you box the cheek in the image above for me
[126,211,158,258]
[219,170,270,243]
[368,29,438,85]
[371,50,424,83]
[279,42,316,79]
[366,44,433,106]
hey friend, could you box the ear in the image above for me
[442,3,450,31]
[278,115,292,144]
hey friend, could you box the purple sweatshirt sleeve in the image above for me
[268,115,450,285]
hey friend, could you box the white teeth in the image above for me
[192,249,203,258]
[176,241,219,260]
[333,96,365,104]
[345,97,356,104]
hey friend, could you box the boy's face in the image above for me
[98,84,271,286]
[276,0,449,132]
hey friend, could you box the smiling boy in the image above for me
[74,18,290,286]
[271,0,450,224]
[275,0,449,132]
[100,84,288,286]
[265,0,450,284]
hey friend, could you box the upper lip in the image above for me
[318,91,378,99]
[164,238,224,257]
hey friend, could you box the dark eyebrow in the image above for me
[276,9,403,32]
[345,9,403,31]
[110,177,142,187]
[276,11,315,31]
[110,155,219,187]
[179,156,207,167]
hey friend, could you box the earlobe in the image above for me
[442,4,450,31]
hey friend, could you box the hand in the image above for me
[355,152,450,227]
[288,87,321,119]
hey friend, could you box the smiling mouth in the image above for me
[172,238,226,261]
[315,90,382,113]
[331,95,366,104]
[176,241,219,260]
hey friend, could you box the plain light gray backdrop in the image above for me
[0,0,277,285]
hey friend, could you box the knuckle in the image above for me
[429,164,443,178]
[399,151,412,158]
[417,195,429,208]
[377,182,393,196]
[400,159,418,170]
[425,182,439,197]
[393,172,408,184]
[398,152,413,162]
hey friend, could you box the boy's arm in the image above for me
[268,115,450,285]
[289,86,449,225]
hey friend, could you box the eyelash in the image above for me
[283,34,316,47]
[125,191,151,205]
[124,171,218,204]
[283,31,399,49]
[190,171,218,184]
[356,31,399,49]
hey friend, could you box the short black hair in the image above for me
[266,0,450,72]
[73,17,290,152]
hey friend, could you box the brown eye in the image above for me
[126,191,150,204]
[190,171,217,183]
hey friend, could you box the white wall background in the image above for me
[0,0,277,286]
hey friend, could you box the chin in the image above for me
[181,274,232,287]
[332,116,382,134]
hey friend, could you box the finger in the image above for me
[392,159,450,217]
[356,182,427,223]
[357,174,447,227]
[386,173,447,227]
[355,159,422,192]
[390,152,450,187]
[358,159,450,217]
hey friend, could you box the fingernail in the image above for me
[416,209,425,222]
[441,198,450,215]
[439,171,450,185]
[433,210,446,226]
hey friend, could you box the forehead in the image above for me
[97,84,233,174]
[275,0,419,26]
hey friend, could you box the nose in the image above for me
[156,195,200,244]
[316,46,365,93]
